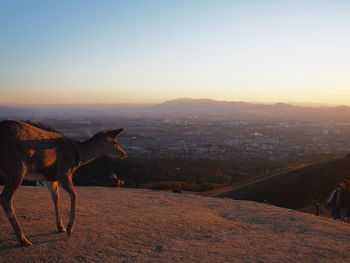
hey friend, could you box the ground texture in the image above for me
[1,186,350,263]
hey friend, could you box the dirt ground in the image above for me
[1,186,350,263]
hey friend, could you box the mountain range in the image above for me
[1,98,350,120]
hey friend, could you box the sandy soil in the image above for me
[1,186,350,263]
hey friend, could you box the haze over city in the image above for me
[1,0,350,105]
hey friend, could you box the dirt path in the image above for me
[1,186,350,263]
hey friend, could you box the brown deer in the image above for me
[0,120,127,246]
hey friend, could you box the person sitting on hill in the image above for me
[327,184,346,221]
[117,178,125,188]
[342,180,350,223]
[108,173,125,188]
[108,173,118,187]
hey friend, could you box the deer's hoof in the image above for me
[58,226,66,233]
[20,238,33,247]
[66,224,73,236]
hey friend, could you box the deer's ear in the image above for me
[106,128,124,138]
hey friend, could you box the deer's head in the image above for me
[98,129,127,159]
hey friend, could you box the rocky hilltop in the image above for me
[0,186,349,262]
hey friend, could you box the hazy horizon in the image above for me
[1,1,350,105]
[0,97,347,109]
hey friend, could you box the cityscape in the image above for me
[19,114,350,162]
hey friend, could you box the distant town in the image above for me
[2,99,350,162]
[6,115,348,162]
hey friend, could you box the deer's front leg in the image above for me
[60,176,76,236]
[47,181,66,233]
[0,165,32,246]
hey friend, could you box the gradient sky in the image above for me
[1,0,350,105]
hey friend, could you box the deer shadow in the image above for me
[0,231,66,250]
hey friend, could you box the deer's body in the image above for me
[0,120,127,246]
[0,121,79,181]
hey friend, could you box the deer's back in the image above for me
[0,120,76,181]
[0,120,62,141]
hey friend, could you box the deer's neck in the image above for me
[74,139,102,167]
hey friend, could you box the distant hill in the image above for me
[147,98,254,114]
[2,98,350,120]
[205,154,350,209]
[146,98,350,120]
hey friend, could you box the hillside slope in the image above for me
[205,155,350,209]
[1,186,350,262]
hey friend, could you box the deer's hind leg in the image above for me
[47,181,66,233]
[0,163,32,246]
[59,175,76,236]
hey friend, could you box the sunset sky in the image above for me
[1,0,350,105]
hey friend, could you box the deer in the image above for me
[0,120,127,246]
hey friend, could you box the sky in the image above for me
[0,0,350,105]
